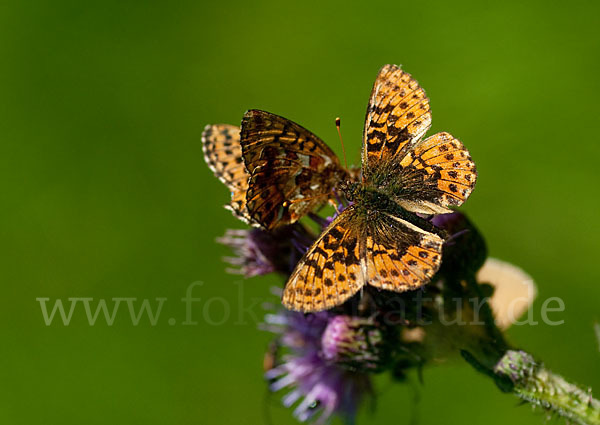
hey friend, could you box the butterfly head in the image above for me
[339,181,362,202]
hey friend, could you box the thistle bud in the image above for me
[321,315,388,372]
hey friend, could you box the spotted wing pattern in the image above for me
[361,65,477,215]
[365,212,443,291]
[201,124,252,223]
[282,207,365,312]
[283,206,444,312]
[362,64,432,179]
[241,110,347,230]
[395,132,477,214]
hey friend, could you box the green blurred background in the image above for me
[1,0,599,423]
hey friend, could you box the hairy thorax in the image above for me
[342,182,397,214]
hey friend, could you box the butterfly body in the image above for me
[343,183,398,217]
[355,185,444,231]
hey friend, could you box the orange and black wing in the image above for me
[241,110,346,230]
[395,132,477,214]
[282,205,444,312]
[362,65,477,214]
[362,64,432,180]
[201,124,252,223]
[282,206,365,312]
[364,211,443,292]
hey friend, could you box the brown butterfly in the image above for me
[279,64,478,312]
[203,117,353,228]
[240,110,351,230]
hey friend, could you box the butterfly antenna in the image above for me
[336,117,348,169]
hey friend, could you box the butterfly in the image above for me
[280,64,478,312]
[201,123,254,224]
[203,116,354,228]
[240,110,351,230]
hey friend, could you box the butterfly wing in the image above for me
[362,64,432,180]
[282,206,366,312]
[362,65,477,214]
[241,110,346,230]
[395,132,477,214]
[201,124,252,223]
[364,211,443,291]
[282,205,444,312]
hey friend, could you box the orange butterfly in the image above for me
[279,65,478,312]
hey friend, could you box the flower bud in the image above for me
[321,315,388,372]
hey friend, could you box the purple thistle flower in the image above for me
[216,229,278,277]
[262,309,373,424]
[321,315,386,372]
[217,225,311,277]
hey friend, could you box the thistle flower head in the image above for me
[321,315,388,372]
[217,226,306,277]
[262,309,373,424]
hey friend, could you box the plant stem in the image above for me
[493,350,600,425]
